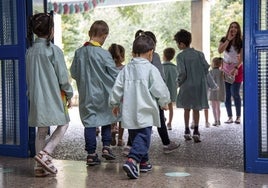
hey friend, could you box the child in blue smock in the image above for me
[109,35,170,179]
[26,13,73,177]
[174,29,209,143]
[108,43,125,147]
[162,47,177,130]
[71,20,119,166]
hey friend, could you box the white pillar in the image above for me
[191,0,211,62]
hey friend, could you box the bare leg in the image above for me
[167,102,173,130]
[204,108,210,127]
[193,109,200,128]
[117,122,125,146]
[184,109,191,129]
[211,101,218,123]
[192,109,201,142]
[204,109,209,123]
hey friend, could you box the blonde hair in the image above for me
[212,57,223,68]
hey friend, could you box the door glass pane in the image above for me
[0,0,18,45]
[33,0,45,14]
[0,60,20,145]
[258,50,268,157]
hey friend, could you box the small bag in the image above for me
[224,73,235,84]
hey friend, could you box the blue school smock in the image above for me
[109,57,170,129]
[176,48,209,110]
[26,38,73,127]
[163,61,178,102]
[70,44,119,127]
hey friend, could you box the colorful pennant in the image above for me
[48,0,106,14]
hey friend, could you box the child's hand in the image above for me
[112,107,120,116]
[161,105,168,111]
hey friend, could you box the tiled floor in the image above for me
[1,107,268,188]
[1,156,268,188]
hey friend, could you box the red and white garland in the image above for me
[48,0,106,14]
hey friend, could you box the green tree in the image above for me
[61,0,242,65]
[210,0,243,59]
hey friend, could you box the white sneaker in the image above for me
[205,122,210,128]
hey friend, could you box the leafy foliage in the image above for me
[60,0,242,67]
[210,0,243,59]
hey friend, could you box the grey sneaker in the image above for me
[163,141,180,154]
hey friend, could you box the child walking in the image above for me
[174,29,209,143]
[109,35,170,179]
[26,13,73,177]
[135,30,180,153]
[208,57,226,126]
[162,47,177,130]
[108,43,125,146]
[70,20,119,166]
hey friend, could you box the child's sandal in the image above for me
[34,166,51,177]
[34,150,58,174]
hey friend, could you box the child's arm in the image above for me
[109,71,124,109]
[176,55,187,86]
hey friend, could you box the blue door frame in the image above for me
[244,0,268,173]
[0,0,28,157]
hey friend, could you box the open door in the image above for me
[244,0,268,173]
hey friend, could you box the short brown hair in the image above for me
[88,20,109,38]
[163,48,175,61]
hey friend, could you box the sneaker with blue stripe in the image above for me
[140,161,152,173]
[123,158,140,179]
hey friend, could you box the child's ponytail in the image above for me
[27,12,54,47]
[27,16,34,46]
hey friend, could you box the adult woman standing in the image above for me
[218,21,243,124]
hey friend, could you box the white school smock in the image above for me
[26,38,73,127]
[109,57,170,129]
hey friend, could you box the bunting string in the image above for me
[48,0,106,14]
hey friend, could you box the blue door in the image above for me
[0,0,28,157]
[244,0,268,173]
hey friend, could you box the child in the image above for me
[208,57,226,126]
[134,30,180,154]
[162,47,177,130]
[26,13,73,177]
[70,20,119,166]
[109,35,170,179]
[174,29,209,143]
[108,43,125,146]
